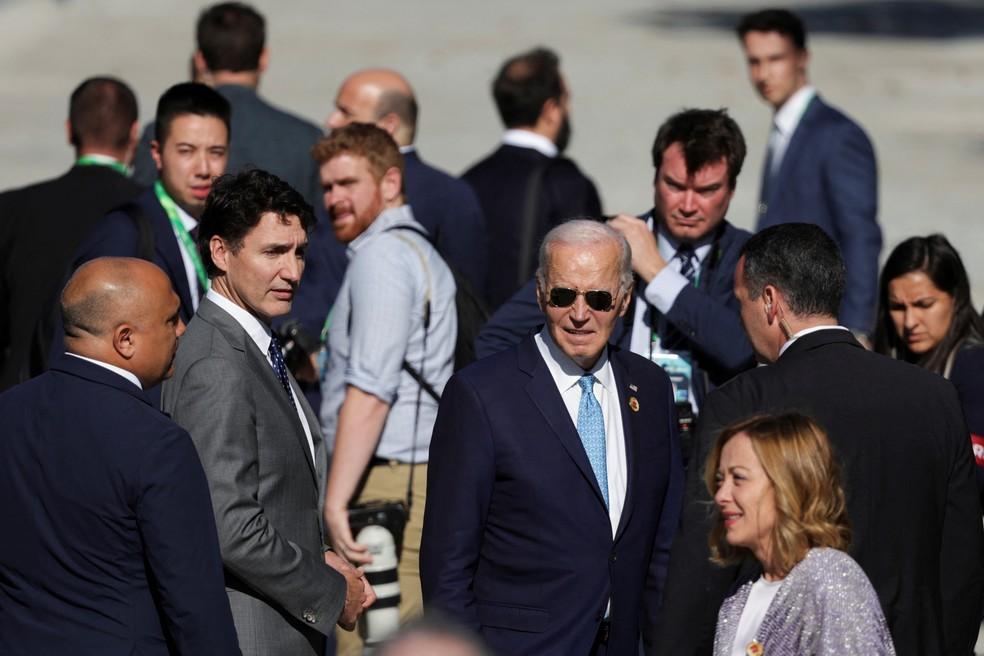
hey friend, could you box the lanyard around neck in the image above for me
[75,154,129,176]
[154,181,209,291]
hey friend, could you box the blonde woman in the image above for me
[707,413,895,655]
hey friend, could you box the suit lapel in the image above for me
[147,195,197,322]
[770,94,822,204]
[199,299,319,486]
[611,352,640,542]
[520,339,609,512]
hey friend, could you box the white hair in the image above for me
[535,218,633,293]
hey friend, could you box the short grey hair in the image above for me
[535,218,633,294]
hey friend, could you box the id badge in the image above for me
[649,338,694,405]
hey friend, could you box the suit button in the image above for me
[609,552,617,563]
[302,609,318,624]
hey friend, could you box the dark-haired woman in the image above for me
[874,234,984,504]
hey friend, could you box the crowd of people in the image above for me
[0,3,981,656]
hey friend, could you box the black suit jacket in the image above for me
[652,329,984,656]
[0,165,142,390]
[463,144,602,309]
[474,217,755,406]
[0,355,239,654]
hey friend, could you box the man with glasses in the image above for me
[421,219,683,655]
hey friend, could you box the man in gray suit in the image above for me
[133,2,324,205]
[162,169,373,656]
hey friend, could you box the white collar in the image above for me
[535,327,613,394]
[773,85,815,137]
[65,352,143,389]
[174,197,198,232]
[778,324,850,357]
[399,144,416,155]
[346,204,418,256]
[502,129,558,158]
[205,288,272,356]
[654,218,716,264]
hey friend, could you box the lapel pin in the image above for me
[628,396,640,412]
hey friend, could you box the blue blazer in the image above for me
[0,355,239,655]
[475,217,755,406]
[757,94,880,334]
[421,337,683,656]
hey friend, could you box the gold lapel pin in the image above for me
[746,640,764,656]
[628,396,640,412]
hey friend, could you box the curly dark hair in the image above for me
[197,169,315,278]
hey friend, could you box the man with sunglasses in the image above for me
[476,109,756,417]
[421,220,683,656]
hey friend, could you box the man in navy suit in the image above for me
[476,110,756,411]
[72,82,230,326]
[464,47,602,310]
[0,257,239,655]
[738,8,880,337]
[421,220,683,655]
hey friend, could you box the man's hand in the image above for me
[324,505,373,565]
[608,213,666,283]
[324,550,377,630]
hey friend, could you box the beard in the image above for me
[554,115,572,155]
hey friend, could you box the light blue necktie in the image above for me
[577,374,609,508]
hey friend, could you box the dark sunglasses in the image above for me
[548,287,616,312]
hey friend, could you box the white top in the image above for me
[502,128,558,158]
[769,85,816,174]
[731,576,783,656]
[205,289,315,462]
[778,324,851,358]
[65,352,142,389]
[534,328,627,535]
[173,203,201,311]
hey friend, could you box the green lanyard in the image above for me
[154,181,209,291]
[75,154,129,176]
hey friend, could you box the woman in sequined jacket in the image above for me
[707,413,895,656]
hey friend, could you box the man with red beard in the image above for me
[314,123,456,653]
[72,82,230,325]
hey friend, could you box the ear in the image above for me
[150,139,163,172]
[762,285,779,324]
[193,50,210,79]
[616,287,632,318]
[380,166,403,204]
[796,48,810,76]
[65,119,73,148]
[209,235,232,274]
[539,96,562,127]
[113,323,137,360]
[258,48,270,74]
[376,112,400,138]
[535,282,548,313]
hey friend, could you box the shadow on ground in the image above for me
[633,1,984,39]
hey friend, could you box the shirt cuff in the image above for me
[644,267,689,314]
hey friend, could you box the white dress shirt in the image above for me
[206,289,315,461]
[173,203,201,311]
[534,328,627,536]
[778,324,850,358]
[65,352,142,389]
[769,85,816,174]
[502,129,558,158]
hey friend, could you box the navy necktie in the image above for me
[269,335,296,411]
[577,374,609,508]
[676,245,697,284]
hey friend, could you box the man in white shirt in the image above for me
[162,169,373,656]
[737,8,880,339]
[422,219,683,655]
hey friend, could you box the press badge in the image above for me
[649,336,693,405]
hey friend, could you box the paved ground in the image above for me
[2,0,983,306]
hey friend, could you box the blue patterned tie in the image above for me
[269,335,296,411]
[577,374,609,508]
[677,244,697,284]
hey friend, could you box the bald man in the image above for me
[323,68,488,294]
[0,257,240,655]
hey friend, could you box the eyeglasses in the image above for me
[548,287,616,312]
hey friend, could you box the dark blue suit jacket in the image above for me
[0,355,239,655]
[463,144,602,309]
[421,338,683,655]
[475,217,755,407]
[757,94,880,334]
[403,149,488,294]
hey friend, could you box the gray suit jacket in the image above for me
[162,298,345,656]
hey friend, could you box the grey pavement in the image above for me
[1,0,983,301]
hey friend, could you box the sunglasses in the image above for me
[548,287,616,312]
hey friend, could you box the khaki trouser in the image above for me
[336,461,426,656]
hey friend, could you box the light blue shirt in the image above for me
[320,205,457,463]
